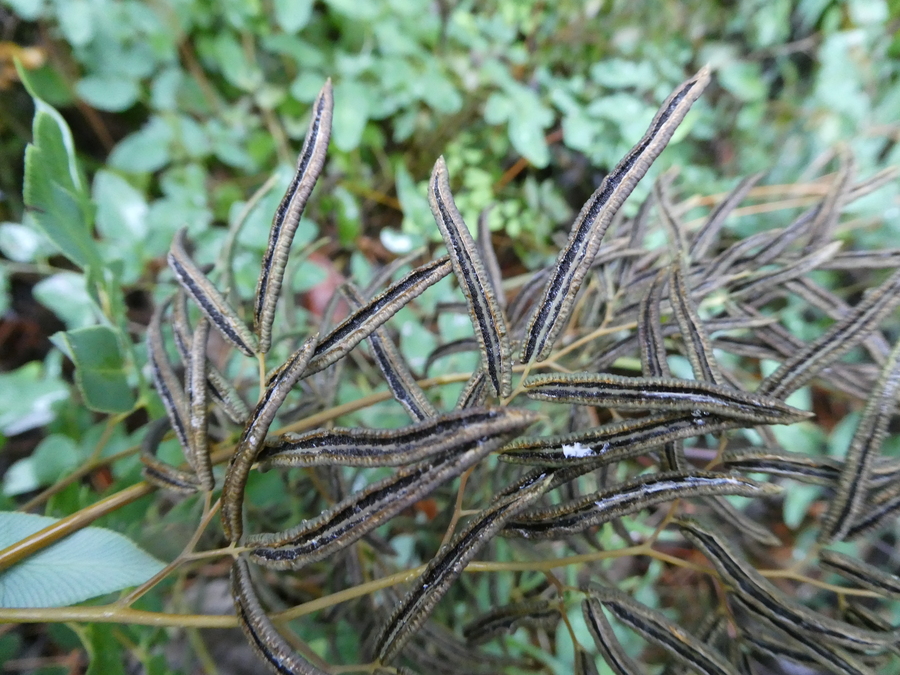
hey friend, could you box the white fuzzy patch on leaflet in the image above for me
[562,442,593,458]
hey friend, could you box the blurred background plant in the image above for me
[1,1,900,673]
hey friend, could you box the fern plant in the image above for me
[4,62,900,675]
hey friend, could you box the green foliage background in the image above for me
[1,0,900,673]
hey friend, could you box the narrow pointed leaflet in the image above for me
[231,557,329,675]
[521,67,710,363]
[221,335,319,542]
[429,158,511,397]
[503,471,776,539]
[523,372,809,424]
[146,296,191,454]
[586,585,738,675]
[343,283,436,422]
[187,317,214,489]
[304,257,452,376]
[582,597,645,675]
[373,475,551,664]
[819,335,900,544]
[677,518,900,650]
[168,228,259,357]
[638,270,686,471]
[463,599,557,646]
[259,408,517,468]
[254,80,333,354]
[757,266,900,398]
[248,409,538,569]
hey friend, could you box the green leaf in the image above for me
[57,326,136,414]
[505,86,552,168]
[1,459,40,497]
[0,512,165,608]
[0,632,22,666]
[394,162,432,237]
[293,258,329,292]
[93,171,149,246]
[57,0,94,47]
[108,117,172,174]
[82,624,127,675]
[483,92,512,124]
[509,113,550,168]
[718,61,767,102]
[0,267,7,316]
[76,75,140,112]
[274,0,314,33]
[18,62,84,192]
[0,220,52,263]
[783,483,822,529]
[32,272,97,329]
[0,363,68,436]
[23,111,99,269]
[150,67,183,111]
[333,185,360,244]
[324,0,379,19]
[4,0,45,20]
[332,80,371,151]
[589,58,655,90]
[213,33,262,91]
[32,434,81,485]
[561,112,596,153]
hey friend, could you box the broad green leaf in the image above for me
[333,185,360,244]
[483,92,512,124]
[1,459,39,497]
[32,434,81,485]
[57,0,94,46]
[93,171,149,242]
[213,33,262,91]
[57,326,136,414]
[848,0,888,23]
[506,87,552,168]
[332,80,371,151]
[417,68,462,114]
[562,112,596,153]
[289,71,328,103]
[0,512,165,608]
[17,58,84,192]
[293,258,329,292]
[150,67,183,111]
[82,624,127,675]
[76,75,140,112]
[783,482,822,529]
[749,0,791,47]
[394,162,433,238]
[32,272,97,328]
[108,117,172,173]
[0,220,53,262]
[590,58,655,90]
[509,113,550,167]
[23,111,99,269]
[324,0,379,19]
[718,61,766,102]
[4,0,44,20]
[274,0,314,33]
[380,228,419,254]
[0,362,68,436]
[0,632,21,666]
